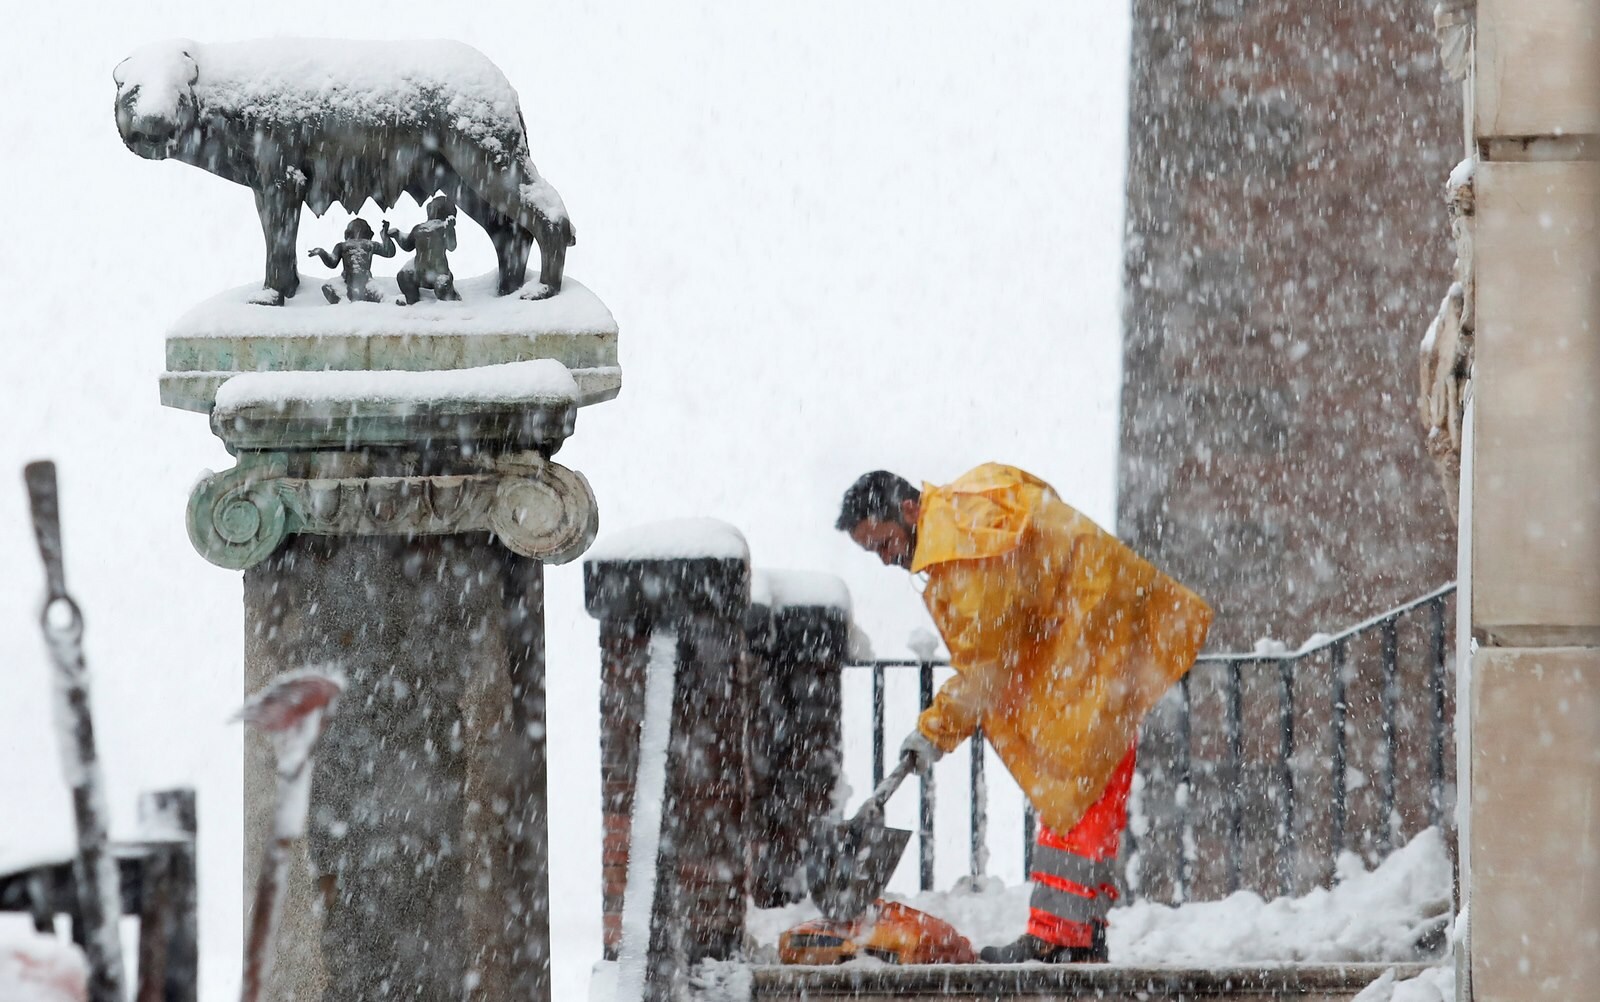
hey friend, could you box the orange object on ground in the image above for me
[778,901,979,965]
[1026,745,1135,949]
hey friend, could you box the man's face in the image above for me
[849,516,915,569]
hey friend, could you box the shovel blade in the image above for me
[805,816,912,922]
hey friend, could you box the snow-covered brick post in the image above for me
[745,570,851,908]
[583,520,752,989]
[125,39,621,988]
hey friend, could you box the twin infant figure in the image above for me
[307,194,460,306]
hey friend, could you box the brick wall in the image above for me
[1117,1,1463,903]
[1118,0,1459,650]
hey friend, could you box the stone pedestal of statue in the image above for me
[164,290,617,1002]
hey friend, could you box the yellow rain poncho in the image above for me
[913,463,1212,834]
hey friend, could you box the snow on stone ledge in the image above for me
[0,930,87,1002]
[169,274,617,339]
[751,569,852,612]
[587,518,750,564]
[214,359,578,411]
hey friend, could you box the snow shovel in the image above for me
[807,753,916,921]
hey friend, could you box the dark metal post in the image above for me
[872,664,886,790]
[135,788,199,1002]
[1428,598,1448,829]
[1277,660,1296,897]
[918,661,935,891]
[969,727,987,878]
[1380,620,1400,853]
[1226,662,1244,895]
[1178,673,1192,903]
[1331,641,1349,860]
[1023,805,1036,878]
[583,553,751,984]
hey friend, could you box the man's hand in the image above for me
[900,730,943,778]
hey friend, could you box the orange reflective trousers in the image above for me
[1026,746,1135,949]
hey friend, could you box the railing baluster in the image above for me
[1331,640,1349,864]
[918,661,935,892]
[1227,662,1244,895]
[1428,597,1448,830]
[970,726,987,878]
[1023,804,1036,879]
[833,582,1453,902]
[1178,672,1192,904]
[1278,658,1295,897]
[871,664,885,790]
[1380,619,1399,853]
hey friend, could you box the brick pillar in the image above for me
[584,549,751,966]
[746,571,849,908]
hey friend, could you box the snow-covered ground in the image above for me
[0,931,86,1002]
[749,827,1452,965]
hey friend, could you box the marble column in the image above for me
[179,365,600,1002]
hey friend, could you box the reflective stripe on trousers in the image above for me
[1028,841,1117,923]
[1025,745,1136,948]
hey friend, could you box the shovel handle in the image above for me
[860,753,917,817]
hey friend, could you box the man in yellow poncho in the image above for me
[836,463,1211,963]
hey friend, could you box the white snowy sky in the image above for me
[0,2,1129,997]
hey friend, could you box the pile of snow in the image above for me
[168,274,617,338]
[1112,828,1451,964]
[751,570,852,613]
[0,931,86,1002]
[214,359,577,410]
[749,828,1451,965]
[587,519,750,563]
[1351,964,1455,1002]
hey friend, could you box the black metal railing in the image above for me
[847,584,1456,903]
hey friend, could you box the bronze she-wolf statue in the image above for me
[114,38,575,305]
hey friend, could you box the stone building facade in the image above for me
[1117,0,1459,650]
[1116,1,1464,902]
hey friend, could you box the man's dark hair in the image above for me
[835,471,920,532]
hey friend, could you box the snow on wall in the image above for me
[0,931,86,1002]
[750,569,851,613]
[587,518,750,563]
[169,274,617,338]
[613,629,679,1002]
[214,359,577,410]
[748,827,1452,964]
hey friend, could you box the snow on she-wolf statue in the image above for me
[113,38,574,305]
